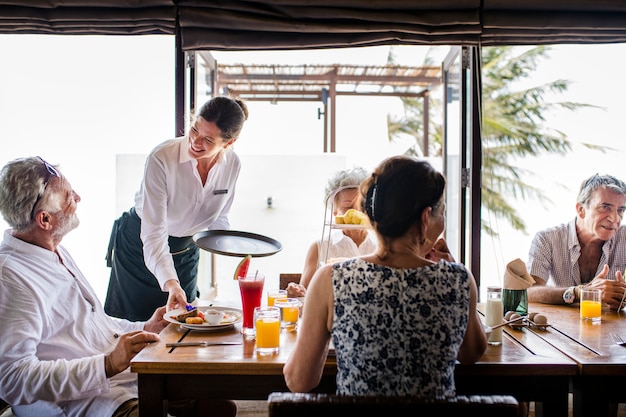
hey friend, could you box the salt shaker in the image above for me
[485,286,503,345]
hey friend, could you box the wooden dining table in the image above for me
[512,302,626,417]
[131,303,577,417]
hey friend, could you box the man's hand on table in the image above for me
[105,330,160,378]
[585,264,626,310]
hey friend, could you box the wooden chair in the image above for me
[279,273,302,290]
[267,392,519,417]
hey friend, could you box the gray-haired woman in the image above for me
[293,167,378,296]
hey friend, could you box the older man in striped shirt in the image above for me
[528,174,626,310]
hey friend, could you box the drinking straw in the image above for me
[254,270,259,280]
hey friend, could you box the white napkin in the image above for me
[503,258,536,290]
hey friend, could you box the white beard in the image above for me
[52,212,79,240]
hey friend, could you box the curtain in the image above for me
[481,0,626,45]
[178,1,481,50]
[1,1,626,46]
[0,1,175,35]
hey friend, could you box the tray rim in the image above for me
[192,229,283,257]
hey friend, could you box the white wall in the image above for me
[0,35,176,303]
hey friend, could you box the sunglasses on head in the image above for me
[30,156,60,220]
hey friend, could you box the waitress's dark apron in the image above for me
[104,208,199,321]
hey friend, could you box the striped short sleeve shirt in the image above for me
[528,218,626,286]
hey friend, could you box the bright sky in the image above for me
[481,44,626,292]
[2,35,626,301]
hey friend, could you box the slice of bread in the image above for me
[176,308,198,323]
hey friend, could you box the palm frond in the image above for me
[387,45,610,236]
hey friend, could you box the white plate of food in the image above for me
[165,306,242,331]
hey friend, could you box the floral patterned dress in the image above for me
[331,258,470,398]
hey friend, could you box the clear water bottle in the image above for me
[485,286,503,345]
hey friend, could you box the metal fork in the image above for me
[610,333,626,346]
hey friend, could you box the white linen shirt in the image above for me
[0,230,144,417]
[134,137,241,290]
[318,229,377,266]
[528,218,626,286]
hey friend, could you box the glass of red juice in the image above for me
[238,273,265,336]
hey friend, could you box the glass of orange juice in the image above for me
[267,289,287,306]
[254,306,280,355]
[580,289,602,322]
[274,298,301,331]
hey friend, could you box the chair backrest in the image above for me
[267,392,519,417]
[279,273,302,290]
[0,398,11,415]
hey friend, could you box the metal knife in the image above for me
[166,341,242,347]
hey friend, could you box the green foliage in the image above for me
[387,47,444,157]
[387,46,606,235]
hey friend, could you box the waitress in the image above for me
[104,96,249,321]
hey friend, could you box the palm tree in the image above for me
[388,45,605,235]
[387,47,443,159]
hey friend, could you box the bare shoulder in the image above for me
[307,264,334,299]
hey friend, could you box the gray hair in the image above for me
[324,167,369,206]
[0,157,61,232]
[576,174,626,207]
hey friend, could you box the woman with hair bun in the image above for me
[284,155,487,398]
[104,96,249,324]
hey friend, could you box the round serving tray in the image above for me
[193,230,282,257]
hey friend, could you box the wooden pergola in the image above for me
[213,60,442,154]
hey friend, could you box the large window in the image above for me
[0,35,175,301]
[442,47,464,263]
[4,35,626,304]
[1,37,439,303]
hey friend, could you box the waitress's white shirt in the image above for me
[134,137,241,290]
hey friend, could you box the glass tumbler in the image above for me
[486,286,503,345]
[238,273,265,336]
[274,297,301,331]
[254,306,280,355]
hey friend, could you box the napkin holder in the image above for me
[502,258,535,315]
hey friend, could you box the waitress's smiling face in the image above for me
[187,116,230,161]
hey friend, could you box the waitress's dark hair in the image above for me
[197,96,249,140]
[360,155,446,238]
